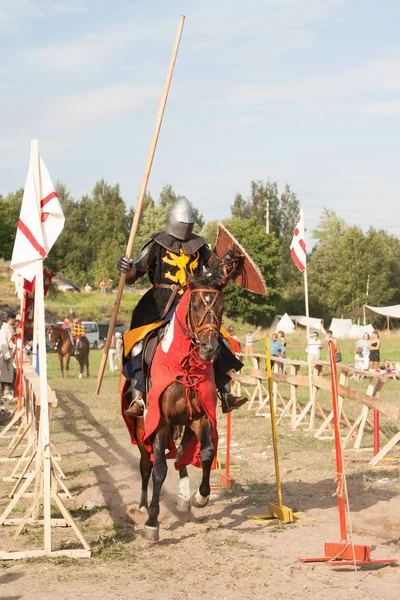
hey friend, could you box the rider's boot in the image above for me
[124,390,145,418]
[219,384,248,414]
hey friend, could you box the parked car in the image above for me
[57,321,100,349]
[55,279,81,293]
[98,322,126,348]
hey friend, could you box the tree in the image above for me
[230,180,300,286]
[221,217,283,325]
[0,189,23,260]
[308,209,400,316]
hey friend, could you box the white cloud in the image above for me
[0,0,88,35]
[358,100,400,116]
[225,59,400,113]
[36,82,159,129]
[213,116,262,129]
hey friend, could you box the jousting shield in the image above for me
[213,223,267,295]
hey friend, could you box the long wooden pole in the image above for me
[31,139,52,551]
[95,15,185,395]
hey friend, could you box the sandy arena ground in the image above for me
[0,355,399,599]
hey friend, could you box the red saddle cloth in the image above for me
[121,289,218,470]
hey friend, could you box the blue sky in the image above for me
[1,0,400,241]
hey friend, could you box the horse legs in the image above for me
[58,354,64,378]
[144,422,169,541]
[175,426,193,513]
[136,417,152,512]
[85,354,89,378]
[176,466,191,513]
[191,417,215,509]
[65,354,70,378]
[78,355,83,379]
[138,447,152,513]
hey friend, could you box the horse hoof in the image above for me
[139,505,148,514]
[78,373,83,379]
[191,491,209,509]
[143,525,159,541]
[176,496,191,513]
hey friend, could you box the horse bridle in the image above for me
[187,288,224,343]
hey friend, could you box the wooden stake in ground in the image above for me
[95,15,186,395]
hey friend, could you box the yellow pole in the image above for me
[265,337,283,508]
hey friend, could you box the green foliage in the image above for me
[231,180,300,287]
[0,189,23,260]
[222,217,283,325]
[308,208,400,315]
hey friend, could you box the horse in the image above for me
[132,272,228,541]
[47,325,90,379]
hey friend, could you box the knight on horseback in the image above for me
[118,195,248,418]
[62,308,87,356]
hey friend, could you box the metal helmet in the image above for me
[165,196,195,241]
[69,308,75,316]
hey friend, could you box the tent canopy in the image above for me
[346,304,400,319]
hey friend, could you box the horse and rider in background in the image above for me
[48,308,90,378]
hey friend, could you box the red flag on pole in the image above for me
[290,209,306,272]
[10,149,64,282]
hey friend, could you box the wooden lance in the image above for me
[95,15,185,394]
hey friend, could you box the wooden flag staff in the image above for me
[96,15,185,395]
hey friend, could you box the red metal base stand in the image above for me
[300,343,397,569]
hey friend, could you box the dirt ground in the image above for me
[0,354,399,600]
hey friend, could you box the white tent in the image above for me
[328,318,353,338]
[274,313,295,334]
[290,315,326,335]
[349,324,375,339]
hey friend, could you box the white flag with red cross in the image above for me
[290,210,306,272]
[11,143,64,282]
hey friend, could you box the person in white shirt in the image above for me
[306,331,323,364]
[0,313,16,422]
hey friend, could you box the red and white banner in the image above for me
[290,210,306,272]
[23,269,54,335]
[10,146,64,282]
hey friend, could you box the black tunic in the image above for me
[124,233,242,392]
[130,234,213,330]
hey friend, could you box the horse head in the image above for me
[186,272,225,362]
[47,325,61,349]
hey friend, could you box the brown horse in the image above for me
[133,272,227,541]
[47,325,90,379]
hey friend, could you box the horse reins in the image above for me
[187,288,224,342]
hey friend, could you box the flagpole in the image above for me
[31,139,52,551]
[304,265,315,430]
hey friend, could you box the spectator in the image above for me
[115,331,123,355]
[100,279,106,294]
[245,326,261,358]
[269,333,285,368]
[84,283,92,293]
[351,347,365,380]
[277,330,287,358]
[326,330,340,362]
[227,326,242,353]
[369,330,381,371]
[356,333,370,370]
[108,333,118,372]
[381,360,397,380]
[306,331,323,364]
[107,279,113,294]
[0,312,16,403]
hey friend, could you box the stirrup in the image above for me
[124,397,145,418]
